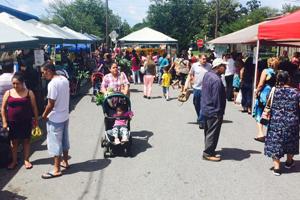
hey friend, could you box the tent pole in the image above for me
[252,40,260,112]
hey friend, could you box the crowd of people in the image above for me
[0,44,299,177]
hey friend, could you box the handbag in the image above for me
[260,87,276,125]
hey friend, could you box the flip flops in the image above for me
[60,163,70,169]
[24,163,33,170]
[41,172,62,179]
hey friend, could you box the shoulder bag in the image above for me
[260,87,276,125]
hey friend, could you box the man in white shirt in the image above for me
[224,53,236,101]
[189,55,212,129]
[41,62,70,179]
[0,59,14,108]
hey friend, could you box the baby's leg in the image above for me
[120,127,129,142]
[112,127,121,144]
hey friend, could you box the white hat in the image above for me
[212,58,227,69]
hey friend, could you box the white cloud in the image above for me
[16,4,31,12]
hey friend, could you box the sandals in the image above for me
[41,172,62,179]
[60,162,70,169]
[24,163,33,170]
[254,136,265,143]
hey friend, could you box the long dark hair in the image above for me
[12,72,25,83]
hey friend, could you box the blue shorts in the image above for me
[46,120,70,157]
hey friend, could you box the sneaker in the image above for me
[143,95,147,98]
[273,168,282,176]
[199,123,204,129]
[285,159,295,169]
[147,97,151,99]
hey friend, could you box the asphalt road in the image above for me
[1,84,300,200]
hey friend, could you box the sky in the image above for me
[0,0,300,26]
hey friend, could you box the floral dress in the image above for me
[264,87,300,159]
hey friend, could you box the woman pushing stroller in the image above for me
[101,63,130,96]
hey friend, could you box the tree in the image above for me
[282,4,300,14]
[44,0,128,39]
[246,0,261,12]
[221,7,278,35]
[146,0,208,49]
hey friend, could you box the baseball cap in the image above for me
[212,58,227,69]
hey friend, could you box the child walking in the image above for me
[161,67,172,101]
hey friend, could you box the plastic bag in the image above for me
[236,91,242,104]
[32,126,42,137]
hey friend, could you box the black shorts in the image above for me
[179,73,188,86]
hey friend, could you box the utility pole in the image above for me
[106,0,109,48]
[215,0,219,38]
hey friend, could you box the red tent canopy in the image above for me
[258,10,300,41]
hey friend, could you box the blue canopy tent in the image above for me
[0,4,39,21]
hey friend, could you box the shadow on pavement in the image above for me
[0,190,28,200]
[187,122,198,125]
[130,130,153,157]
[130,88,143,93]
[63,159,111,175]
[150,96,162,99]
[223,120,233,124]
[282,160,300,174]
[218,148,261,161]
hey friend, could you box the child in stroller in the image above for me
[111,104,134,144]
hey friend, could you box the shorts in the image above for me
[179,73,188,86]
[162,86,169,94]
[46,120,70,157]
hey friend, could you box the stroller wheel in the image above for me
[100,137,105,148]
[103,146,110,158]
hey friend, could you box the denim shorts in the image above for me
[46,120,70,157]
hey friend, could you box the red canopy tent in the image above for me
[258,10,300,42]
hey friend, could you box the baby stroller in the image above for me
[101,93,132,158]
[91,72,104,102]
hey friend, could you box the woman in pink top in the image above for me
[112,104,133,144]
[131,50,141,84]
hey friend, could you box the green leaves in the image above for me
[45,0,130,38]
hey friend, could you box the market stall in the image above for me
[0,21,38,51]
[119,27,178,53]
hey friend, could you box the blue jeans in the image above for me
[193,89,204,124]
[158,68,164,84]
[132,70,141,84]
[46,120,70,157]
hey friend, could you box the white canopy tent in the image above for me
[62,26,92,43]
[0,21,38,51]
[0,12,62,44]
[26,19,64,44]
[48,24,85,44]
[119,27,178,45]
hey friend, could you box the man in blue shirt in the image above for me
[201,58,227,162]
